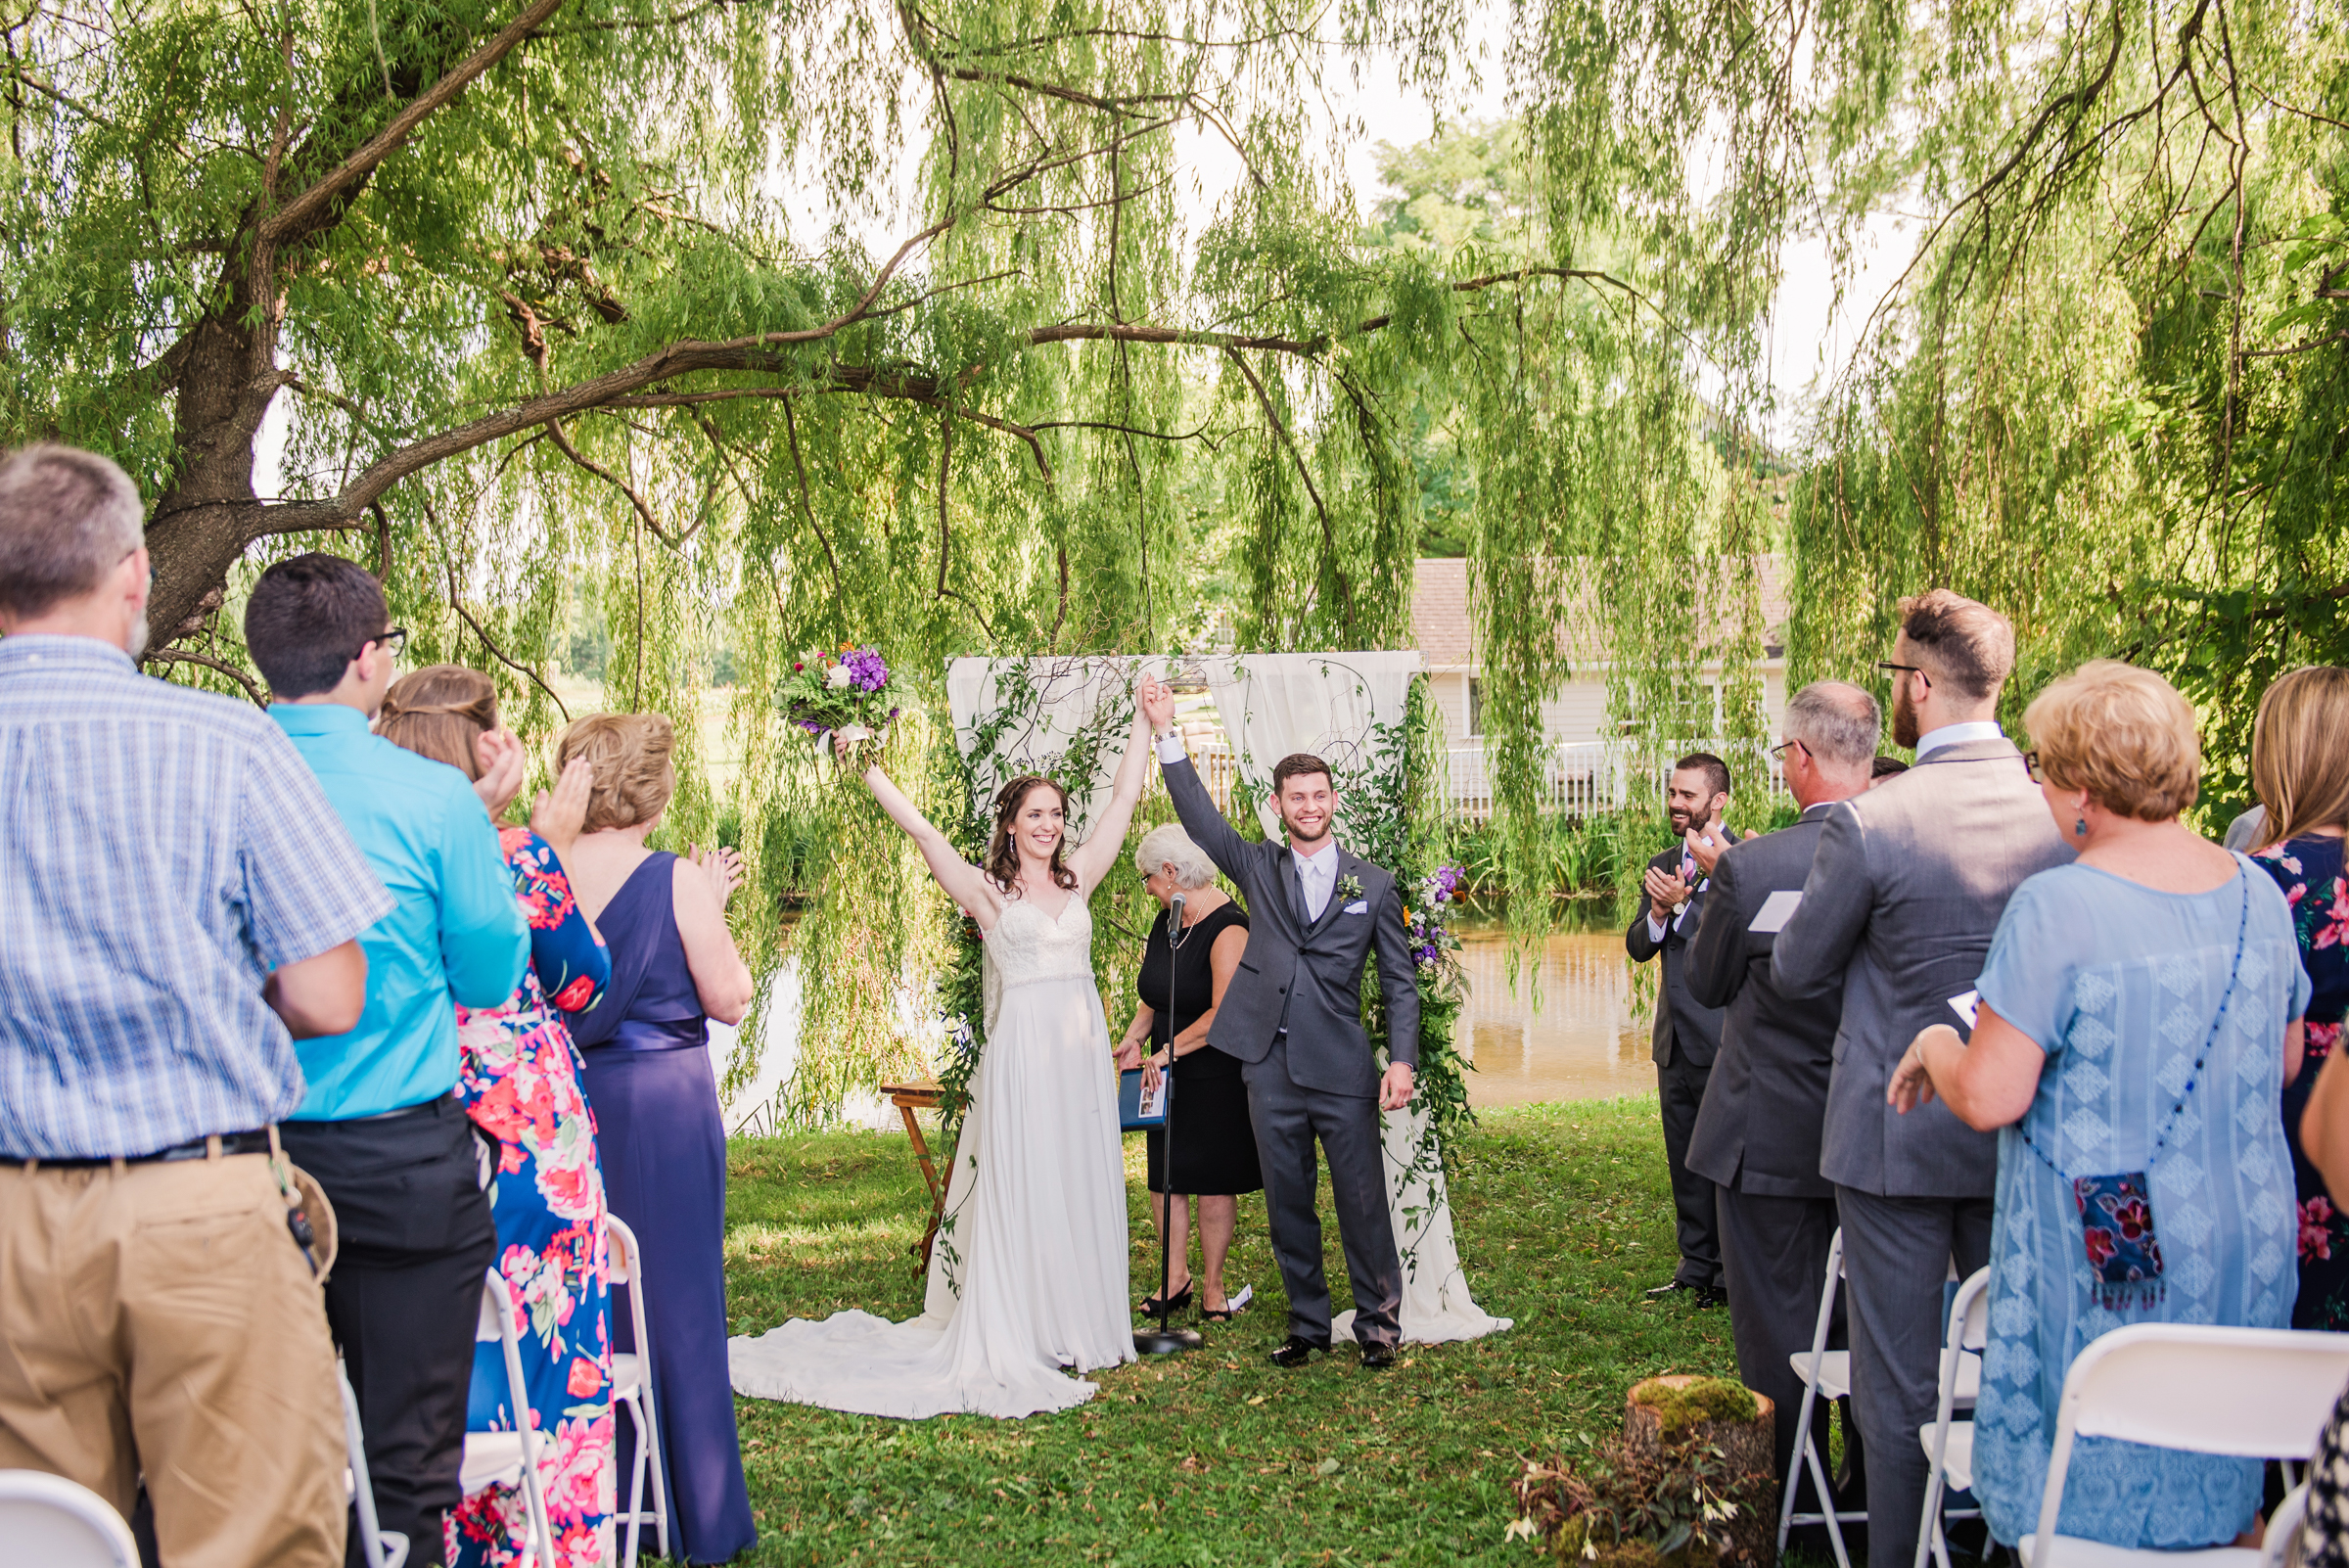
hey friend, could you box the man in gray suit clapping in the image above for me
[1772,590,2072,1568]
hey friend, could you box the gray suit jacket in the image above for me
[1163,757,1420,1098]
[1684,805,1839,1198]
[1626,836,1738,1068]
[1771,737,2073,1198]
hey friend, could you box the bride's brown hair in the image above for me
[984,775,1079,896]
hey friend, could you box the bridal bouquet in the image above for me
[777,643,906,769]
[1405,865,1468,974]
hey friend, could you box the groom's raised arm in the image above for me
[1158,741,1251,886]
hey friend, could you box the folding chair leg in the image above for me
[620,1391,648,1568]
[1806,1435,1855,1568]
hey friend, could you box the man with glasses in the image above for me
[1627,751,1739,1309]
[1682,682,1880,1498]
[246,553,528,1568]
[1770,589,2071,1568]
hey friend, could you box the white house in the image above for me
[1410,557,1793,814]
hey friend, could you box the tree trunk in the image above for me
[1624,1375,1776,1568]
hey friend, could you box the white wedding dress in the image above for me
[728,896,1134,1417]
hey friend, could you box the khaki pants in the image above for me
[0,1151,347,1568]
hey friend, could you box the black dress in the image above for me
[1140,900,1264,1196]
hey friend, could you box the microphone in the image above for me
[1169,892,1188,948]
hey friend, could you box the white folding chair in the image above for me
[1780,1228,1874,1568]
[608,1213,671,1567]
[459,1268,556,1568]
[1915,1267,1992,1568]
[2264,1483,2309,1568]
[2021,1324,2349,1568]
[341,1358,411,1568]
[0,1470,139,1567]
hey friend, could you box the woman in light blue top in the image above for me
[1890,660,2310,1551]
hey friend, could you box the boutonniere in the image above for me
[1336,871,1364,902]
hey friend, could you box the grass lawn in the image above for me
[721,1094,1746,1566]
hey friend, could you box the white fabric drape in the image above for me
[1333,1106,1515,1346]
[1194,652,1421,837]
[1196,650,1508,1348]
[945,656,1146,839]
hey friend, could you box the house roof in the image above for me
[1411,556,1790,673]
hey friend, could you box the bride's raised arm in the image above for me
[847,743,1006,928]
[1065,688,1157,896]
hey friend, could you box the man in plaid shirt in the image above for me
[0,444,392,1567]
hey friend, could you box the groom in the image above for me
[1140,676,1420,1368]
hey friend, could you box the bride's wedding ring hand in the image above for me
[1139,673,1176,734]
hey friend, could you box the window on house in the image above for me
[1468,676,1484,738]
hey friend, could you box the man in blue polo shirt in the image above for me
[248,554,528,1568]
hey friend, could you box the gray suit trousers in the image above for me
[1243,1038,1402,1350]
[1716,1184,1840,1482]
[1835,1187,1994,1568]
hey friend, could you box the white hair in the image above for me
[1132,823,1218,890]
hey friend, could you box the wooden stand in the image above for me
[880,1080,949,1271]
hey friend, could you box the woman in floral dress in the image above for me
[2244,666,2349,1328]
[377,668,618,1568]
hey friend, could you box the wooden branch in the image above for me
[144,647,267,707]
[261,0,575,244]
[779,395,845,602]
[455,597,573,722]
[546,419,669,543]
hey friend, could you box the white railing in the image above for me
[1441,741,1787,823]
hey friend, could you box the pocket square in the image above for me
[1343,900,1368,915]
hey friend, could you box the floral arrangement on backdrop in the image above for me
[777,644,906,770]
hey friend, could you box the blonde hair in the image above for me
[1132,824,1218,890]
[378,665,497,780]
[557,712,676,831]
[2022,659,2200,822]
[2252,667,2349,845]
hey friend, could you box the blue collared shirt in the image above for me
[270,704,528,1119]
[1915,719,2005,759]
[0,636,392,1158]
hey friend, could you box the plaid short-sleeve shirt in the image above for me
[0,635,392,1157]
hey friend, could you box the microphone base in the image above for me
[1133,1326,1205,1356]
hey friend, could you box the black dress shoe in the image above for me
[1695,1285,1727,1310]
[1359,1344,1399,1369]
[1268,1335,1329,1368]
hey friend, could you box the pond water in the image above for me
[1451,905,1657,1108]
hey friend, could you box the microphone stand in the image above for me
[1135,890,1205,1357]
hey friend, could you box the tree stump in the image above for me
[1624,1375,1777,1568]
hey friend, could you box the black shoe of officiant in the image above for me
[1139,1283,1193,1316]
[1695,1285,1727,1310]
[1268,1335,1328,1368]
[1359,1344,1399,1370]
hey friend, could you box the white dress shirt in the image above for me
[1294,841,1339,922]
[1914,719,2004,759]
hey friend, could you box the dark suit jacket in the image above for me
[1626,833,1739,1069]
[1772,737,2074,1198]
[1162,755,1420,1098]
[1684,805,1839,1198]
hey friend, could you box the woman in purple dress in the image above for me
[556,712,758,1564]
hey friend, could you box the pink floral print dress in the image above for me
[446,827,616,1568]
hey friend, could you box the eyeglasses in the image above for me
[2024,750,2049,784]
[1770,738,1806,761]
[1876,661,1929,685]
[364,626,409,662]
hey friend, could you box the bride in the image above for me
[727,694,1154,1418]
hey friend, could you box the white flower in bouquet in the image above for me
[826,664,852,689]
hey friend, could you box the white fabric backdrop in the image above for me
[1195,652,1421,836]
[945,656,1148,838]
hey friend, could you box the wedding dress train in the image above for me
[727,897,1133,1418]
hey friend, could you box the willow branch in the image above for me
[546,419,668,543]
[261,0,574,243]
[1225,346,1332,550]
[779,395,846,602]
[144,647,266,706]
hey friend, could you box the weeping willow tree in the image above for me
[8,0,2331,1114]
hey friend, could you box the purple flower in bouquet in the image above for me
[841,646,890,693]
[1424,864,1466,905]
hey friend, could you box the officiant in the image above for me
[1114,824,1260,1322]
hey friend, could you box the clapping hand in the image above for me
[530,758,595,863]
[1642,864,1691,914]
[1685,823,1731,877]
[687,843,744,908]
[472,727,530,818]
